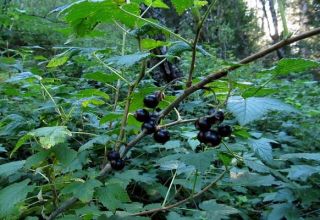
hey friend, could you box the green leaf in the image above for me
[76,89,110,100]
[0,160,25,178]
[249,138,276,162]
[47,55,69,68]
[170,0,193,14]
[227,96,297,125]
[25,150,50,169]
[100,112,123,125]
[286,165,320,181]
[266,58,320,75]
[0,179,35,217]
[5,72,42,82]
[30,126,72,149]
[106,52,150,67]
[198,199,239,220]
[52,145,78,166]
[218,152,233,166]
[280,153,320,162]
[141,38,170,50]
[11,134,33,157]
[180,150,216,173]
[83,72,120,84]
[62,179,102,202]
[229,171,280,186]
[266,203,300,220]
[96,183,131,213]
[79,135,110,152]
[144,0,169,8]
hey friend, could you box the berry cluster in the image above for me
[196,109,232,147]
[134,92,170,144]
[107,151,125,170]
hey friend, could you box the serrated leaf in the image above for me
[83,71,120,83]
[76,89,110,100]
[106,52,150,67]
[62,179,102,202]
[266,203,300,220]
[11,134,33,157]
[198,199,239,220]
[243,155,270,173]
[0,179,35,217]
[227,96,297,125]
[0,160,25,178]
[47,55,69,68]
[144,0,169,8]
[100,112,123,125]
[52,145,78,166]
[286,165,320,181]
[265,58,320,75]
[25,150,50,169]
[280,153,320,162]
[249,138,276,162]
[113,170,157,187]
[79,135,110,152]
[96,183,130,213]
[5,72,42,82]
[141,38,170,50]
[229,171,280,186]
[30,126,72,149]
[180,150,216,173]
[170,0,193,14]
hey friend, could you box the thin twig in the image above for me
[131,170,227,216]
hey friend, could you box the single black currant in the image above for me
[143,94,159,108]
[214,111,225,123]
[149,112,159,122]
[134,109,150,122]
[204,130,222,147]
[107,150,120,161]
[141,120,157,134]
[111,159,125,171]
[153,129,170,144]
[195,117,212,131]
[197,131,206,143]
[217,125,232,137]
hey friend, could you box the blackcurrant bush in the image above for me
[195,117,212,131]
[141,120,157,134]
[144,94,159,108]
[204,130,221,147]
[134,109,150,122]
[218,125,232,137]
[153,129,170,144]
[111,159,125,170]
[107,150,120,161]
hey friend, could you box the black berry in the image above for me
[144,94,159,108]
[111,159,125,170]
[195,117,212,131]
[107,150,120,161]
[197,131,206,143]
[149,112,159,122]
[215,111,225,123]
[204,130,221,147]
[208,108,216,116]
[141,120,157,134]
[218,125,232,137]
[153,129,170,144]
[134,109,150,122]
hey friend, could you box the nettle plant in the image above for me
[0,0,320,219]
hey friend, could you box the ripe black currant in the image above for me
[204,130,221,147]
[134,109,150,122]
[197,131,206,143]
[111,159,125,170]
[107,150,120,161]
[153,129,170,144]
[143,94,159,108]
[141,120,157,134]
[195,117,212,131]
[218,125,232,137]
[214,111,225,123]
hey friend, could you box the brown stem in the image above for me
[47,27,320,220]
[131,170,227,216]
[186,0,217,88]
